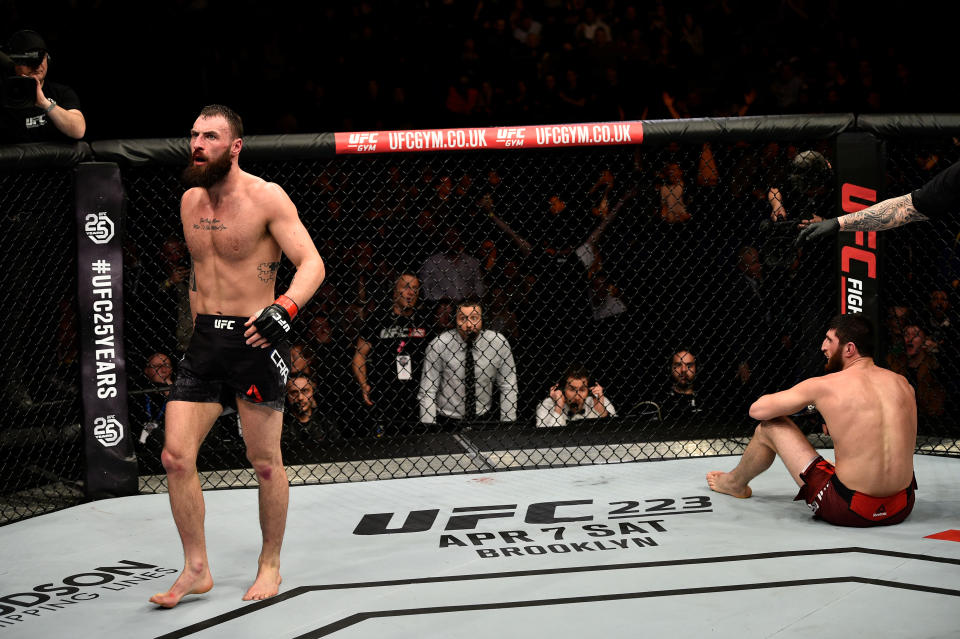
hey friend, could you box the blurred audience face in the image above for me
[903,325,926,358]
[145,353,173,385]
[290,344,312,375]
[930,290,949,319]
[286,376,316,416]
[563,376,590,413]
[435,299,456,330]
[671,351,697,392]
[393,274,420,312]
[161,239,188,271]
[308,316,333,345]
[886,305,911,338]
[738,247,762,281]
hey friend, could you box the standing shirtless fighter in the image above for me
[150,105,325,607]
[707,314,918,527]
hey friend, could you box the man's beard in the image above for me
[824,348,843,373]
[674,376,693,391]
[292,400,312,417]
[182,151,232,188]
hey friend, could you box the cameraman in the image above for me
[0,30,85,144]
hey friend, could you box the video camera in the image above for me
[1,30,47,109]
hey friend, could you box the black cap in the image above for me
[6,30,48,66]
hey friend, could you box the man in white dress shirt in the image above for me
[535,364,615,427]
[419,298,518,427]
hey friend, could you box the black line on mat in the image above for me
[153,547,960,638]
[293,577,960,638]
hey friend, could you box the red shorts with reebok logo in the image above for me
[794,456,917,527]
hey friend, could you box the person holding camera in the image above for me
[0,30,85,144]
[535,364,615,428]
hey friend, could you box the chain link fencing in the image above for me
[879,137,960,453]
[2,117,958,525]
[0,163,85,522]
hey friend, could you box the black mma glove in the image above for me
[253,294,299,344]
[797,217,840,243]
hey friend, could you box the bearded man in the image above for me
[707,314,919,527]
[150,105,325,607]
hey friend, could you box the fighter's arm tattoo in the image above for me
[839,193,929,231]
[258,261,281,283]
[189,261,197,292]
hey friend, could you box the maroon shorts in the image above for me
[793,456,917,527]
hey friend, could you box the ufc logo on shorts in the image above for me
[271,349,289,384]
[93,415,124,447]
[213,319,235,330]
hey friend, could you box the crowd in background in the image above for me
[1,0,952,140]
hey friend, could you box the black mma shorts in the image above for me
[170,314,290,413]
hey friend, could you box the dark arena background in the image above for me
[0,114,958,523]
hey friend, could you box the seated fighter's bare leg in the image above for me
[707,416,819,498]
[151,401,222,608]
[237,400,287,601]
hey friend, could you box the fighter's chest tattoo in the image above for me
[193,217,227,231]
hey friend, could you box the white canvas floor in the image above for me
[1,451,958,639]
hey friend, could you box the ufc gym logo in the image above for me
[495,127,526,147]
[84,211,115,244]
[93,415,124,447]
[213,318,235,330]
[271,350,289,384]
[347,132,379,152]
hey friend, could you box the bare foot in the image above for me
[706,471,753,499]
[150,566,213,608]
[242,564,282,601]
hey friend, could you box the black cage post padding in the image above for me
[74,162,139,498]
[1,113,958,527]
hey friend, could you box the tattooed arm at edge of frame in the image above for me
[838,193,929,232]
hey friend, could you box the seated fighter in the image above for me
[535,364,615,428]
[707,314,918,527]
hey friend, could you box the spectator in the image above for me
[924,288,959,408]
[0,30,85,143]
[658,161,692,224]
[432,297,457,333]
[924,288,956,351]
[140,351,174,445]
[659,348,706,423]
[289,343,313,378]
[352,272,431,435]
[284,376,340,443]
[886,324,946,419]
[419,226,485,303]
[157,237,194,354]
[302,315,351,406]
[535,364,615,428]
[419,298,518,428]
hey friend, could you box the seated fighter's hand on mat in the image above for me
[245,295,299,348]
[797,216,839,243]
